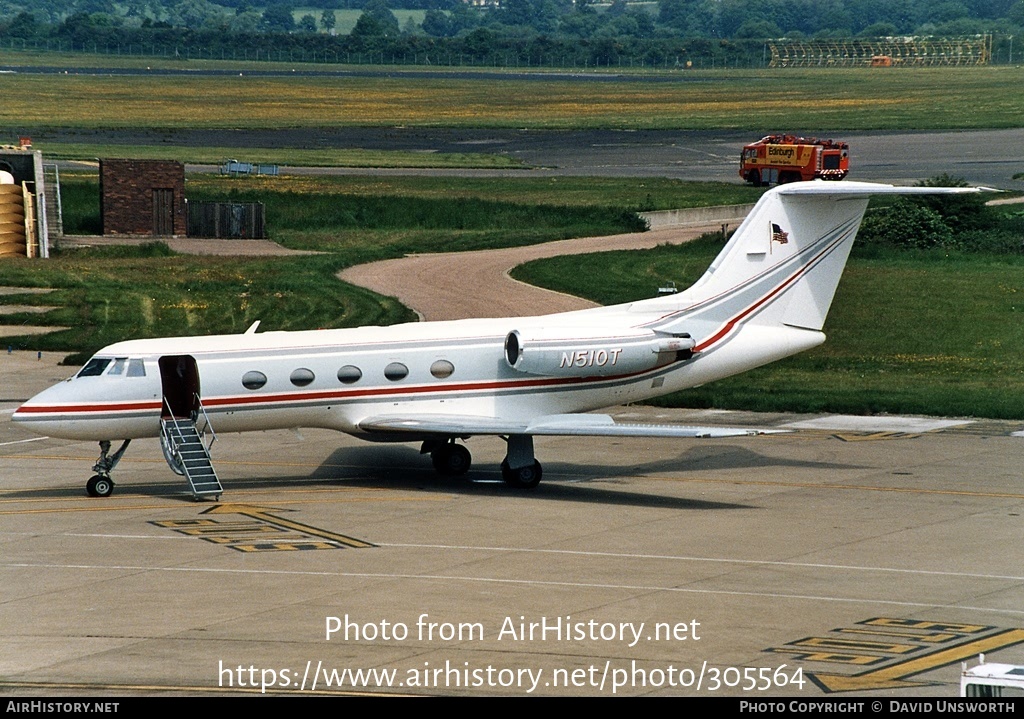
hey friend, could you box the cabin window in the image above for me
[127,359,147,377]
[337,365,362,384]
[77,358,112,377]
[242,371,267,390]
[430,360,455,379]
[107,358,127,376]
[290,368,315,387]
[384,362,408,381]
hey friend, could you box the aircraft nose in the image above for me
[12,381,75,434]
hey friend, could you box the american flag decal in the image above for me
[771,223,789,245]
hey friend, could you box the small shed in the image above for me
[100,159,186,237]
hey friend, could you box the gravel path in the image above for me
[340,225,721,321]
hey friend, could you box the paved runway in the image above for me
[3,351,1024,697]
[51,127,1024,190]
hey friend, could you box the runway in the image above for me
[43,127,1024,190]
[3,351,1024,696]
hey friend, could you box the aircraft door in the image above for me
[159,355,201,419]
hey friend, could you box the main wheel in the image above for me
[501,460,542,489]
[431,443,471,476]
[86,475,114,498]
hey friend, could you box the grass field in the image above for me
[181,174,764,208]
[5,174,751,360]
[512,237,1024,419]
[2,63,1023,131]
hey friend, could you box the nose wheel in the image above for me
[86,439,130,498]
[87,475,114,497]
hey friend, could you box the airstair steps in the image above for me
[160,416,222,499]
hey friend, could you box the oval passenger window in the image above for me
[290,368,315,387]
[430,360,455,379]
[384,362,408,381]
[242,371,267,390]
[337,365,362,384]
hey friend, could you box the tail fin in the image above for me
[646,181,981,348]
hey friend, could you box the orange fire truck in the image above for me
[740,135,849,185]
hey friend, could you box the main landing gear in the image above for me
[422,435,543,489]
[426,439,472,476]
[500,434,542,489]
[86,439,130,497]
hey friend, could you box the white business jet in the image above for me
[13,181,979,498]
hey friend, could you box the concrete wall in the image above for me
[640,203,756,230]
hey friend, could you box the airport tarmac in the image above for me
[2,350,1024,697]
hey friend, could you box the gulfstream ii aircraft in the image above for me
[13,181,980,499]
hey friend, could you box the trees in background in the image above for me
[1,0,1021,68]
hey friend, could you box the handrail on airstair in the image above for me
[193,392,217,451]
[161,394,216,452]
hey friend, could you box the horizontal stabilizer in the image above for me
[358,413,777,438]
[774,181,984,197]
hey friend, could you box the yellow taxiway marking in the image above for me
[833,432,921,442]
[200,503,376,548]
[0,495,448,515]
[0,485,392,505]
[810,628,1024,693]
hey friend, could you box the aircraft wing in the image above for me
[357,413,776,438]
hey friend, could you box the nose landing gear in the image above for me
[87,439,130,497]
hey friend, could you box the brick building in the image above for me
[100,159,185,237]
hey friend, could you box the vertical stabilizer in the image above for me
[645,182,982,355]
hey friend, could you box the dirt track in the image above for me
[339,225,720,321]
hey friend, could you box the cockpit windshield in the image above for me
[77,357,112,377]
[75,357,147,378]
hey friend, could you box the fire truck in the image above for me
[740,134,849,185]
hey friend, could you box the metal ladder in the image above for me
[160,396,222,500]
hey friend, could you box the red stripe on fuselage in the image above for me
[14,400,162,414]
[14,367,654,418]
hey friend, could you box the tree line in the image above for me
[1,0,1022,68]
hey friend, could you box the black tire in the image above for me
[432,443,471,476]
[86,475,114,498]
[501,460,542,489]
[746,170,762,186]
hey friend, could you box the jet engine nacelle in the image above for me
[505,327,694,378]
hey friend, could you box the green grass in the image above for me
[512,238,1024,419]
[2,64,1023,130]
[61,173,759,245]
[33,142,525,169]
[181,174,765,209]
[0,246,415,364]
[7,173,717,358]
